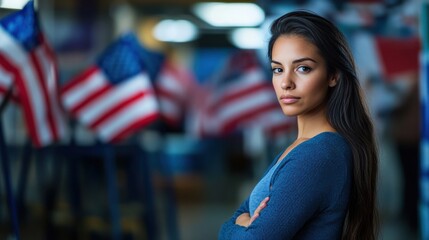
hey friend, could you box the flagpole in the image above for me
[0,87,21,239]
[420,2,429,239]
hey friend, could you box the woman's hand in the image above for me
[235,197,270,227]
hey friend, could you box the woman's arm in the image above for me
[219,150,345,240]
[236,197,270,227]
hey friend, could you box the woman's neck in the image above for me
[296,111,335,139]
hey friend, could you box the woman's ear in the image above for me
[329,73,339,87]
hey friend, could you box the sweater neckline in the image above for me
[276,131,340,164]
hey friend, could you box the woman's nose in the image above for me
[281,74,294,90]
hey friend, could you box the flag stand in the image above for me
[0,88,21,240]
[101,142,122,240]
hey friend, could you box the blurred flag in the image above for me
[155,60,197,127]
[200,50,293,136]
[375,37,420,80]
[61,34,159,143]
[0,1,66,147]
[354,33,420,81]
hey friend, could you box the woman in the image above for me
[219,11,378,240]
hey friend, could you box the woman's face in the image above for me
[271,35,336,117]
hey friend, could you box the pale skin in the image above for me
[235,34,338,227]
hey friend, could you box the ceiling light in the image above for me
[153,19,198,43]
[0,0,32,9]
[230,28,265,49]
[192,2,265,27]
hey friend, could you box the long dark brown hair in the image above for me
[268,11,379,240]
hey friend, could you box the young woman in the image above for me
[219,11,378,240]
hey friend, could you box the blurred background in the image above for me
[0,0,427,239]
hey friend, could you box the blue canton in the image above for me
[0,1,40,51]
[122,33,165,81]
[97,35,144,85]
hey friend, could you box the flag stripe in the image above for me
[62,67,106,110]
[89,91,150,129]
[70,84,110,114]
[109,112,159,143]
[61,66,99,94]
[30,48,58,140]
[96,95,158,141]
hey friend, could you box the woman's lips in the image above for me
[280,95,300,104]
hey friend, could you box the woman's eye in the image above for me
[297,66,311,73]
[272,68,283,74]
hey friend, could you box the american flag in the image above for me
[155,60,197,127]
[0,1,66,147]
[61,34,159,143]
[200,50,294,137]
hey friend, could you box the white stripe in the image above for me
[0,27,50,144]
[97,93,158,141]
[79,73,152,125]
[62,70,106,109]
[0,65,13,89]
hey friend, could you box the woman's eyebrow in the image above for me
[271,57,317,65]
[292,57,317,64]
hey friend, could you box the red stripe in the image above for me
[88,91,150,129]
[70,84,111,114]
[110,112,159,143]
[221,103,278,134]
[0,53,41,146]
[30,50,58,141]
[61,66,99,94]
[211,83,272,113]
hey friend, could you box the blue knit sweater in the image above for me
[219,132,352,240]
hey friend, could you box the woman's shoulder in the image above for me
[290,132,352,165]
